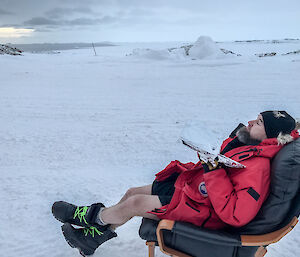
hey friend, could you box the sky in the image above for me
[0,0,299,43]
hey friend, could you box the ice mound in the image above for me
[128,47,187,60]
[188,36,224,59]
[128,36,235,60]
[129,48,173,60]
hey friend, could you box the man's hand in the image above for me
[198,153,222,173]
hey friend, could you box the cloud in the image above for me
[22,16,117,28]
[0,8,13,15]
[0,27,34,38]
[45,7,97,19]
[0,23,20,28]
[33,28,52,32]
[24,17,59,26]
[65,17,116,26]
[1,1,197,32]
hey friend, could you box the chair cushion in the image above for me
[238,138,300,234]
[139,218,159,242]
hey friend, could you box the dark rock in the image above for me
[255,52,277,57]
[0,44,23,55]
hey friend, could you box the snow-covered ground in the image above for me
[0,38,299,257]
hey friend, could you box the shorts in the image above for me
[151,172,179,205]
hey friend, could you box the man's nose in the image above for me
[248,120,254,126]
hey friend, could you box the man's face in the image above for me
[247,114,267,141]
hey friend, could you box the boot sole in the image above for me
[61,223,95,256]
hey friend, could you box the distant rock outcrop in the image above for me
[282,50,300,56]
[234,38,299,44]
[0,44,23,55]
[220,48,241,56]
[254,50,300,57]
[255,52,277,57]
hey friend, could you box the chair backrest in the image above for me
[237,137,300,235]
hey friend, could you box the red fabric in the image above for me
[149,130,299,229]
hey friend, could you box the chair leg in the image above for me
[146,241,156,257]
[255,246,267,257]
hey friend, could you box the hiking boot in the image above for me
[61,223,117,256]
[52,201,105,227]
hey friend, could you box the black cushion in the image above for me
[139,218,159,243]
[237,138,300,234]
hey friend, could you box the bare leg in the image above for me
[117,185,153,204]
[117,184,152,204]
[102,194,162,228]
[107,184,156,230]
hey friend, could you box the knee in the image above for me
[125,187,139,198]
[124,195,144,210]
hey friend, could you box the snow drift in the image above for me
[128,36,234,60]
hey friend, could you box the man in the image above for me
[52,110,299,256]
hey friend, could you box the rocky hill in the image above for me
[0,44,23,55]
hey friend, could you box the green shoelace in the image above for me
[73,206,89,225]
[83,226,103,237]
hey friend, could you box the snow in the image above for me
[0,38,300,257]
[181,120,226,154]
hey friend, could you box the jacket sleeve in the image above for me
[155,160,196,182]
[203,158,270,227]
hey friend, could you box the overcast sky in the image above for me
[0,0,299,43]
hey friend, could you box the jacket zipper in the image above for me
[151,208,167,213]
[185,202,201,213]
[228,148,257,159]
[201,211,212,227]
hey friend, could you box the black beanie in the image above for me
[261,111,296,138]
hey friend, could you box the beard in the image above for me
[236,126,262,145]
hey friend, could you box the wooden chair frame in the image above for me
[145,216,298,257]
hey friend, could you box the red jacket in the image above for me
[150,131,299,229]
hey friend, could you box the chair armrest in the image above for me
[241,216,298,246]
[157,220,241,247]
[156,220,242,256]
[156,216,298,254]
[156,220,192,257]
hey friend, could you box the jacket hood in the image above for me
[255,130,299,158]
[259,129,299,146]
